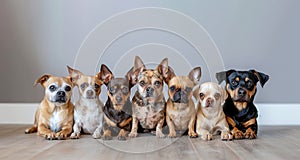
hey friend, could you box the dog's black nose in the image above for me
[146,87,154,94]
[86,90,94,97]
[116,95,123,103]
[57,91,65,97]
[238,88,246,96]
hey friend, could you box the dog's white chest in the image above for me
[49,110,63,133]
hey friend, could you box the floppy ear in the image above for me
[67,66,82,84]
[215,69,235,84]
[34,74,51,87]
[188,67,201,85]
[156,58,175,84]
[98,64,113,86]
[249,70,269,87]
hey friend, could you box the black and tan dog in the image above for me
[129,56,174,138]
[100,64,135,140]
[216,69,269,139]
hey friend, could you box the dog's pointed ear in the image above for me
[188,67,201,85]
[126,67,139,88]
[98,64,113,86]
[34,74,51,87]
[156,58,175,84]
[67,66,82,84]
[215,69,235,84]
[249,70,269,87]
[134,56,146,72]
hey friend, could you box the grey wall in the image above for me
[0,0,299,103]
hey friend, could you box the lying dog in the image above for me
[25,74,74,140]
[165,67,201,138]
[67,66,104,139]
[194,82,232,141]
[129,56,173,138]
[100,64,134,140]
[216,69,269,139]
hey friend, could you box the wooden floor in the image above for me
[0,125,300,160]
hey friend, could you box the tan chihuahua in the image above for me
[165,67,201,138]
[194,82,233,141]
[25,74,74,140]
[67,66,104,139]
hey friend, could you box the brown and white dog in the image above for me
[129,56,173,138]
[25,74,74,140]
[194,82,233,141]
[67,66,104,139]
[165,67,201,138]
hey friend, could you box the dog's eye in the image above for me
[80,83,88,90]
[170,86,175,91]
[65,86,71,92]
[215,93,221,100]
[122,87,129,94]
[49,85,57,92]
[154,81,161,87]
[109,87,115,94]
[199,93,205,99]
[186,87,192,93]
[139,81,145,87]
[94,84,100,89]
[231,80,238,86]
[246,81,253,88]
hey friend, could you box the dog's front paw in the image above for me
[70,132,80,139]
[188,131,198,138]
[92,130,101,139]
[102,130,112,140]
[55,131,69,140]
[117,129,127,141]
[168,131,177,138]
[232,128,244,139]
[221,131,233,141]
[156,130,165,138]
[244,128,256,139]
[45,132,56,140]
[201,133,213,141]
[128,132,138,138]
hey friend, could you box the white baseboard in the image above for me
[0,103,299,125]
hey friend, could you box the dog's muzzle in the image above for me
[145,87,154,97]
[172,90,188,104]
[54,91,67,103]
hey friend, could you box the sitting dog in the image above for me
[67,66,104,139]
[129,56,174,138]
[194,82,233,141]
[100,64,134,140]
[25,74,74,140]
[165,67,201,138]
[216,69,269,139]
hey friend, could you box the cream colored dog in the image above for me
[67,66,104,139]
[194,82,233,141]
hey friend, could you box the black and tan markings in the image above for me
[216,69,269,139]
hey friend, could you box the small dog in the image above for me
[194,82,233,141]
[67,66,104,139]
[129,56,173,138]
[165,67,201,138]
[25,74,74,140]
[216,69,269,139]
[100,64,134,140]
